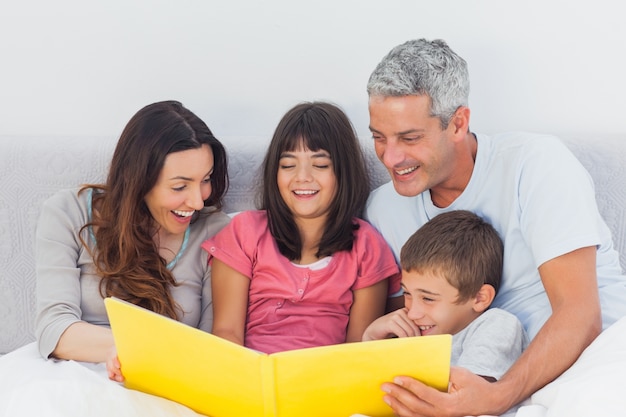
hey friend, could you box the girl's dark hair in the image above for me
[259,101,370,261]
[80,100,228,319]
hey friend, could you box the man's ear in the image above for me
[472,284,496,313]
[450,106,471,136]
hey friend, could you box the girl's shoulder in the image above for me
[351,217,394,252]
[218,210,270,239]
[352,217,385,238]
[229,209,268,226]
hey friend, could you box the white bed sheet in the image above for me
[514,315,626,417]
[2,316,626,417]
[0,343,203,417]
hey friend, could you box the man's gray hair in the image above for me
[367,39,470,128]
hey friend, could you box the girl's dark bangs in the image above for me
[282,123,326,152]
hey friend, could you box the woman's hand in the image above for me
[106,347,124,382]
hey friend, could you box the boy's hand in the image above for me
[362,308,421,341]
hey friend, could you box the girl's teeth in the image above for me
[294,190,317,195]
[173,210,194,217]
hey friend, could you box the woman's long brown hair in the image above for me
[80,101,228,319]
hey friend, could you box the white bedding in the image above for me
[2,317,626,417]
[515,315,626,417]
[0,343,203,417]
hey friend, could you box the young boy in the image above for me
[362,210,529,382]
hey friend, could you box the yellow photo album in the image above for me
[104,297,451,417]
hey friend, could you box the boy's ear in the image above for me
[472,284,496,313]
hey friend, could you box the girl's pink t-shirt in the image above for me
[202,210,400,354]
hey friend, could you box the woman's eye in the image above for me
[202,177,212,184]
[173,186,185,192]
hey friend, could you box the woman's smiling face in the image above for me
[144,144,214,238]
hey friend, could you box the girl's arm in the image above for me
[210,258,250,346]
[345,279,389,342]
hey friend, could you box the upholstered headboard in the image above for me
[0,134,624,355]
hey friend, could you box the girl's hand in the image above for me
[106,347,125,382]
[362,308,421,341]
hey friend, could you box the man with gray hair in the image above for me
[364,38,626,416]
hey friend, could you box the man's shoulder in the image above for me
[365,181,411,215]
[368,180,396,200]
[482,131,565,150]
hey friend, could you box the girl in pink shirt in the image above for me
[202,102,401,354]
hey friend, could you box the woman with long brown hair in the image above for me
[35,100,230,368]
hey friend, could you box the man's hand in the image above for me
[381,366,504,417]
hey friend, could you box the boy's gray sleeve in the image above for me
[452,308,529,380]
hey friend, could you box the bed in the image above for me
[1,133,625,417]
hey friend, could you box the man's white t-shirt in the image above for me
[365,132,626,338]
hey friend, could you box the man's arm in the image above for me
[381,246,601,416]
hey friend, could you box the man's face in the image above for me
[368,95,457,198]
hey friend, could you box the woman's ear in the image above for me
[472,284,496,313]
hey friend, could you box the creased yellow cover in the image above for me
[104,297,451,417]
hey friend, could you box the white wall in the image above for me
[1,0,624,140]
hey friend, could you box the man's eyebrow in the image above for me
[369,127,426,135]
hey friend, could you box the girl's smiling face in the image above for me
[144,144,214,238]
[277,144,337,227]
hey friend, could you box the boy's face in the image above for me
[402,269,482,336]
